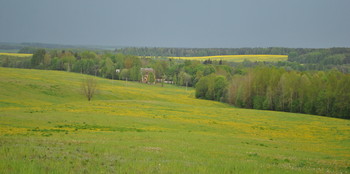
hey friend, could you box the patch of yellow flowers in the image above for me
[0,53,33,57]
[168,55,288,62]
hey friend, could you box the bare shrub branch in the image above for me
[81,77,97,101]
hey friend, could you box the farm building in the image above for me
[141,68,156,84]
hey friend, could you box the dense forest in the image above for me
[1,46,349,119]
[196,67,350,119]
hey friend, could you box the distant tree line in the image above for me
[1,48,234,87]
[0,42,115,53]
[288,48,350,71]
[116,47,293,57]
[26,49,143,81]
[116,47,350,72]
[116,47,350,58]
[1,47,350,119]
[18,46,112,54]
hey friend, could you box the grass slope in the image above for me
[0,67,349,173]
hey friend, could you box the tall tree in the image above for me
[31,49,46,67]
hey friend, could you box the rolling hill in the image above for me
[0,67,349,173]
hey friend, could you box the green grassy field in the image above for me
[0,67,349,173]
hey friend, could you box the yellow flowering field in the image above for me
[0,52,33,57]
[168,55,288,62]
[0,67,349,173]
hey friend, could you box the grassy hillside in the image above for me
[0,67,349,173]
[167,55,288,62]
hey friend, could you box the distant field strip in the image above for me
[168,55,288,62]
[0,53,33,57]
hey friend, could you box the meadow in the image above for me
[0,67,349,173]
[167,55,288,62]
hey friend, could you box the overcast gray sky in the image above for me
[1,0,350,48]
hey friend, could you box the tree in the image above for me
[81,51,97,60]
[161,74,167,87]
[173,74,178,85]
[81,77,97,101]
[105,57,114,76]
[194,70,203,85]
[195,76,209,99]
[31,49,46,67]
[227,76,240,106]
[62,53,75,72]
[205,75,215,100]
[153,61,167,79]
[50,57,63,70]
[214,75,228,102]
[130,66,141,81]
[100,57,114,78]
[120,69,130,80]
[43,53,51,68]
[148,72,155,84]
[124,55,140,69]
[179,71,191,90]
